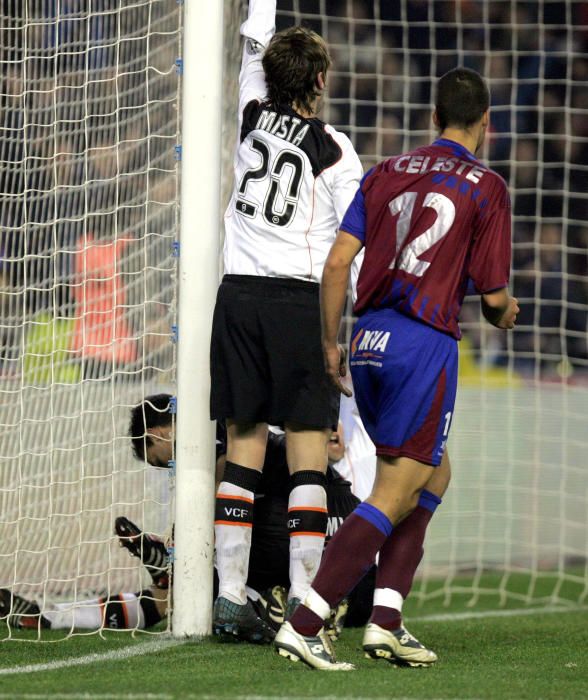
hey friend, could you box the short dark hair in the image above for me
[129,393,173,461]
[435,67,490,131]
[262,26,331,114]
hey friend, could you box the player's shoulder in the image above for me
[481,165,511,207]
[323,123,362,163]
[323,123,354,153]
[359,156,395,191]
[484,165,508,190]
[302,119,354,177]
[240,98,265,141]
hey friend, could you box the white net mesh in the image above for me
[276,0,587,606]
[0,0,182,638]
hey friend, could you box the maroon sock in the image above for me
[371,505,434,631]
[291,508,390,636]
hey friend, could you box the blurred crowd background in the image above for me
[0,0,180,381]
[0,0,586,382]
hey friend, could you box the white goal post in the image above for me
[172,0,223,638]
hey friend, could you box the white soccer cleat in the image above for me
[363,622,438,667]
[275,621,355,671]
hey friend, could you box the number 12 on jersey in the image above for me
[388,191,456,277]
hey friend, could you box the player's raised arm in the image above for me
[321,230,363,397]
[238,0,276,115]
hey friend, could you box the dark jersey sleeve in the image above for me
[468,180,512,293]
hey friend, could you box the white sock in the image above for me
[215,481,255,605]
[44,593,145,630]
[288,483,327,602]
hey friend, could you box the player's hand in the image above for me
[496,296,519,329]
[323,343,352,397]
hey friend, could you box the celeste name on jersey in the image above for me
[393,154,486,183]
[255,109,310,146]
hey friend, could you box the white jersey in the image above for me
[223,0,363,283]
[333,392,376,501]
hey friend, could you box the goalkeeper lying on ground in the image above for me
[0,516,169,632]
[0,394,373,636]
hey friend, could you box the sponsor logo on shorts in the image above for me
[358,330,390,352]
[351,329,390,367]
[351,329,364,356]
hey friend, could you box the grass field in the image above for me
[1,573,587,700]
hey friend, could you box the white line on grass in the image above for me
[0,637,186,677]
[197,696,479,700]
[1,604,586,682]
[411,603,588,623]
[174,696,480,700]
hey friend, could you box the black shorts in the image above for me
[210,275,340,428]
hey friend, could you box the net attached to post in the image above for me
[0,1,182,640]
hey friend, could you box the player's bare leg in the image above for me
[226,421,268,467]
[363,452,451,666]
[285,425,330,472]
[366,455,435,524]
[284,424,330,616]
[424,450,451,500]
[213,421,275,643]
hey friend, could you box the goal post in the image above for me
[172,0,225,639]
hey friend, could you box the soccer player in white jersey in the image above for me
[209,0,363,642]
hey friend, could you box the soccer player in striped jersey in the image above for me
[209,0,363,642]
[276,67,519,670]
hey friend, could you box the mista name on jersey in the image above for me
[255,109,310,146]
[394,155,486,183]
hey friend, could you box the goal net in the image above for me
[274,0,587,608]
[0,1,182,639]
